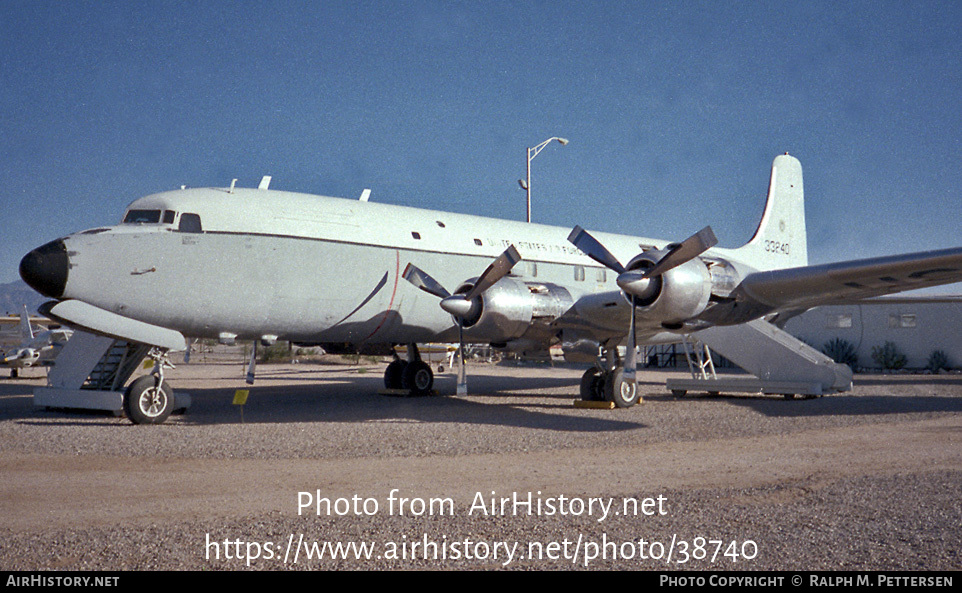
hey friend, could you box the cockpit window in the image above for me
[162,210,176,224]
[178,213,203,233]
[123,209,162,224]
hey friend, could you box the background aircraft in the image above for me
[18,154,962,423]
[0,306,71,377]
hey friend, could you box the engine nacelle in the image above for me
[623,252,713,325]
[452,276,573,343]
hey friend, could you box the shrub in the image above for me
[927,350,951,372]
[259,342,291,363]
[871,341,907,370]
[822,337,859,371]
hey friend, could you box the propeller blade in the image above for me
[246,341,257,385]
[456,320,467,395]
[402,264,451,299]
[567,226,626,274]
[402,262,472,316]
[624,299,637,383]
[642,226,717,279]
[462,245,522,300]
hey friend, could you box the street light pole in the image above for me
[521,136,568,223]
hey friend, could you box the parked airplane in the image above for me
[18,154,962,423]
[0,305,72,377]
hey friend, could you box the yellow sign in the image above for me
[233,389,250,405]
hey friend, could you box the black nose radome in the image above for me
[20,239,68,299]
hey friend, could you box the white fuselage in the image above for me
[55,186,758,347]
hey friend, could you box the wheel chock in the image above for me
[573,399,616,409]
[378,388,440,397]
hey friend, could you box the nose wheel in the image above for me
[124,375,174,424]
[123,348,176,424]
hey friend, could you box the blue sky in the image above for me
[2,1,961,291]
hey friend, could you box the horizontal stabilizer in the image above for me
[734,246,962,313]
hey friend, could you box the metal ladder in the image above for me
[681,336,716,380]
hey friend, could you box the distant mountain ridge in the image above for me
[0,280,46,315]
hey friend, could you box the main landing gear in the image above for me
[383,343,434,396]
[579,344,640,408]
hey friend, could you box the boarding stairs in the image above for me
[34,330,189,415]
[665,318,853,398]
[84,340,152,391]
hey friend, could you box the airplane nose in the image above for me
[20,239,69,299]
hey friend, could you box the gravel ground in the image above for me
[1,358,960,570]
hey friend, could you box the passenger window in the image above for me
[574,265,585,281]
[178,213,203,233]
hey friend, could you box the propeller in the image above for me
[567,226,627,274]
[615,226,718,293]
[567,225,717,388]
[246,341,257,385]
[402,245,522,394]
[183,338,198,364]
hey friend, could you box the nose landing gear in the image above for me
[124,348,177,424]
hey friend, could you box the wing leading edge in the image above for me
[730,246,962,315]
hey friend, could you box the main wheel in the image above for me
[604,368,639,408]
[401,360,434,396]
[384,359,407,389]
[124,375,174,425]
[580,367,604,401]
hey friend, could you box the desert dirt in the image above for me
[1,357,960,570]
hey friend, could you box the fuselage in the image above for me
[21,185,760,348]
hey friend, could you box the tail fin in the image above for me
[19,305,35,341]
[735,154,808,271]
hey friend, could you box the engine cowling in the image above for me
[622,252,713,325]
[452,276,573,343]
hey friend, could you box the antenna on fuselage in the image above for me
[258,176,272,190]
[359,188,371,202]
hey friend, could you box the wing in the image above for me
[732,247,962,312]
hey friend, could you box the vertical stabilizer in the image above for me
[736,154,808,271]
[19,305,34,341]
